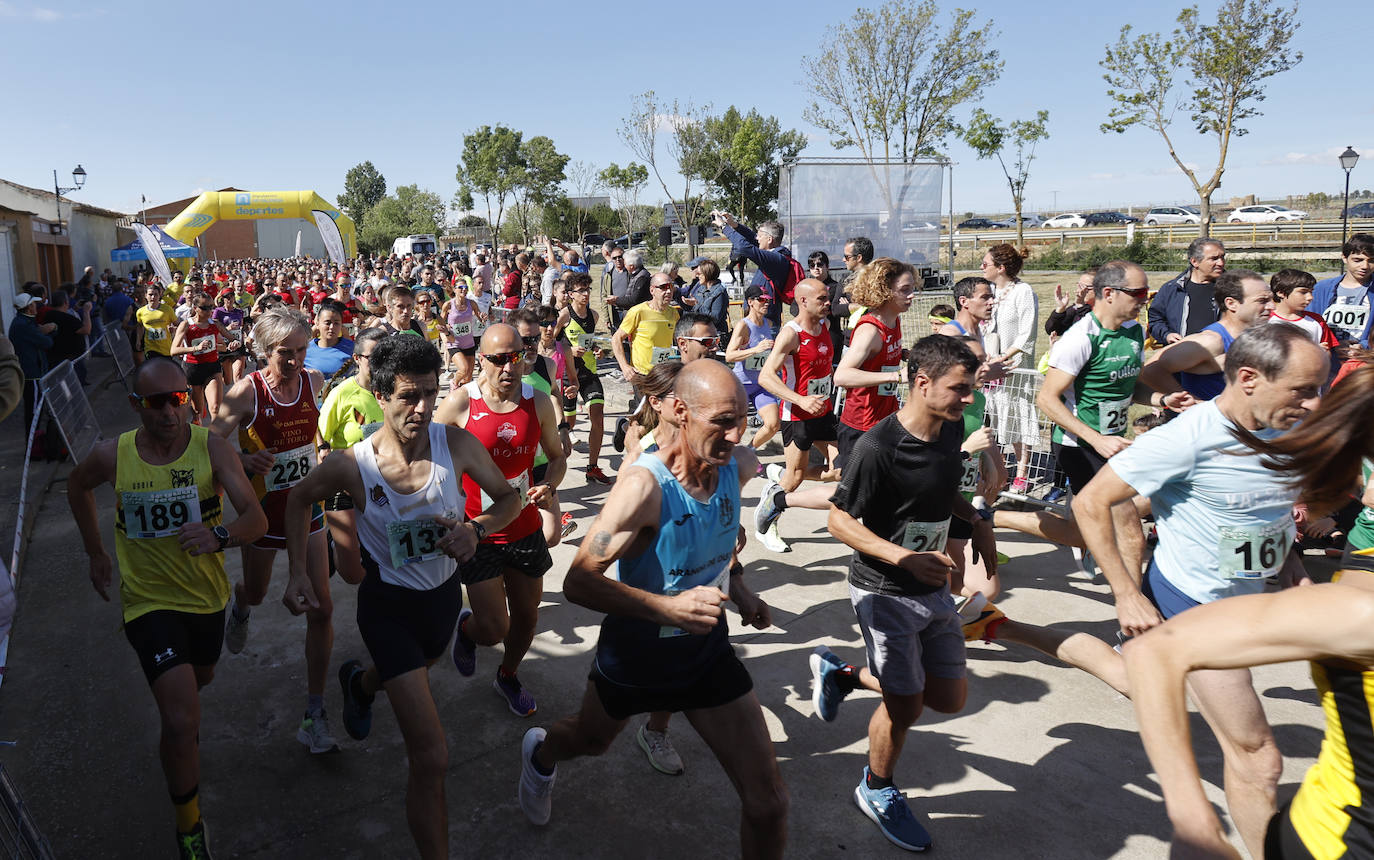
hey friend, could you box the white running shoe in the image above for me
[519,727,556,825]
[755,523,790,553]
[297,711,339,754]
[224,594,249,655]
[765,463,784,485]
[637,724,685,775]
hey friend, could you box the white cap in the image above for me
[12,293,37,310]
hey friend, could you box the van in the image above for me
[392,234,438,257]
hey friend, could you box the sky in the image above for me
[2,0,1370,224]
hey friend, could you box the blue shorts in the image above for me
[1142,558,1201,620]
[743,380,778,413]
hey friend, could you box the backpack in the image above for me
[763,252,806,307]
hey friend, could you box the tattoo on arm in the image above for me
[588,530,612,559]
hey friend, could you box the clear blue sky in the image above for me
[2,0,1369,221]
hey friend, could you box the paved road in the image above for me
[0,359,1330,858]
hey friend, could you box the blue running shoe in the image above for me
[754,481,785,535]
[809,646,851,722]
[854,768,932,852]
[494,671,537,717]
[338,659,372,741]
[452,608,476,676]
[1044,486,1066,504]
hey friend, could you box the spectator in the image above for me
[47,290,92,383]
[689,259,729,335]
[536,254,558,306]
[1148,237,1226,345]
[605,245,629,329]
[8,292,55,456]
[612,248,651,317]
[715,211,798,328]
[981,243,1040,494]
[842,236,874,283]
[808,250,849,353]
[1044,267,1098,340]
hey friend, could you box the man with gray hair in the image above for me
[1147,237,1227,344]
[611,248,652,320]
[715,211,798,328]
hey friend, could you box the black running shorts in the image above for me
[124,607,226,685]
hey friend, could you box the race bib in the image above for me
[806,375,834,398]
[265,443,315,492]
[958,457,980,495]
[1324,299,1369,341]
[1097,396,1132,436]
[193,335,216,355]
[652,346,680,366]
[660,562,731,638]
[121,486,201,539]
[451,320,472,339]
[386,518,447,567]
[744,352,768,371]
[877,364,901,398]
[480,471,531,512]
[1218,515,1294,580]
[147,327,167,343]
[900,518,951,553]
[473,319,487,336]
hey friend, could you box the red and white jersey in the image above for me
[460,380,540,542]
[781,318,835,421]
[841,313,903,431]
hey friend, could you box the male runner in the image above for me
[434,324,564,717]
[753,279,841,552]
[516,361,786,859]
[69,357,267,859]
[138,281,185,359]
[557,271,611,484]
[211,308,338,752]
[282,335,520,860]
[811,334,995,852]
[935,276,995,344]
[1140,269,1275,402]
[1073,323,1326,858]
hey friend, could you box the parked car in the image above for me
[1143,206,1201,226]
[956,217,1001,230]
[582,233,610,248]
[1344,202,1374,219]
[613,231,648,249]
[1041,213,1086,229]
[1227,204,1308,223]
[1084,211,1140,225]
[1014,214,1047,228]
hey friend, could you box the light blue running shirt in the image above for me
[1108,399,1298,604]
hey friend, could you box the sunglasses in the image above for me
[1115,287,1150,299]
[521,335,540,346]
[568,287,590,294]
[538,320,556,328]
[610,255,624,261]
[129,389,192,410]
[680,336,719,348]
[196,304,214,311]
[480,351,526,367]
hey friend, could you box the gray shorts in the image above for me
[849,583,966,697]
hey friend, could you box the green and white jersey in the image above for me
[958,390,987,500]
[1349,460,1374,553]
[1047,312,1144,447]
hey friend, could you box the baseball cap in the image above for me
[12,292,37,310]
[687,256,709,267]
[744,285,770,302]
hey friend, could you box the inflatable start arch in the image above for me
[163,190,357,258]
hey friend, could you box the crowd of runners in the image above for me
[52,220,1374,859]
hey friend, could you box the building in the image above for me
[143,188,328,261]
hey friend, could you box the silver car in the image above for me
[1143,206,1201,226]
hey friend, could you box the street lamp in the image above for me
[1340,147,1359,244]
[52,164,88,232]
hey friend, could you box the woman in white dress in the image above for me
[981,244,1040,493]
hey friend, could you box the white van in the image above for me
[392,234,438,257]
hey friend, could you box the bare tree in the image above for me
[566,159,602,242]
[621,91,729,252]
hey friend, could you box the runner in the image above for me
[138,280,185,359]
[611,272,680,452]
[210,307,339,753]
[282,334,520,860]
[835,258,916,471]
[509,308,575,546]
[303,299,355,378]
[433,323,564,717]
[624,313,718,463]
[212,288,249,387]
[442,281,478,384]
[557,272,611,484]
[935,276,996,345]
[1311,232,1374,348]
[533,304,578,468]
[68,356,267,860]
[724,286,781,455]
[945,336,1007,602]
[516,361,785,859]
[1073,323,1327,858]
[809,334,995,852]
[754,278,841,552]
[379,286,425,337]
[170,294,238,425]
[1140,269,1275,402]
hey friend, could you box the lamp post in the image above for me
[52,164,88,232]
[1341,147,1359,245]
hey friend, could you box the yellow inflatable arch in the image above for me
[163,190,357,258]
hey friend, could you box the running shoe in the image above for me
[494,672,537,717]
[452,608,476,676]
[755,522,790,553]
[809,646,852,722]
[1043,487,1066,504]
[854,769,932,852]
[176,821,213,860]
[996,551,1010,566]
[297,710,340,754]
[765,463,784,485]
[960,597,1007,643]
[1072,547,1099,580]
[612,418,629,452]
[636,724,685,775]
[560,512,577,538]
[1010,476,1030,494]
[519,727,556,825]
[223,594,249,655]
[585,465,612,485]
[754,481,785,535]
[338,659,372,741]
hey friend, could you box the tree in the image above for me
[565,160,603,242]
[338,161,386,229]
[357,184,446,255]
[1100,0,1301,236]
[456,125,524,251]
[621,91,727,250]
[679,107,808,225]
[963,109,1050,246]
[508,135,569,245]
[802,0,1001,209]
[598,162,649,239]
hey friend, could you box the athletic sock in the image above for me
[231,599,250,622]
[350,670,375,705]
[866,770,894,791]
[531,741,554,776]
[171,786,200,834]
[306,694,325,717]
[498,666,517,682]
[773,488,788,511]
[835,666,860,693]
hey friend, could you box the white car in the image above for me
[1143,206,1201,226]
[1041,213,1085,229]
[1227,204,1308,223]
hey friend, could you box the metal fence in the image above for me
[0,766,54,859]
[983,369,1067,510]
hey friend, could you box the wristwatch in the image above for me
[212,525,231,552]
[468,519,487,542]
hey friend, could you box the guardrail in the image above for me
[952,218,1370,247]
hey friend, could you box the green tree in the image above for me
[357,184,445,255]
[1101,0,1302,235]
[621,91,726,251]
[679,107,807,225]
[962,109,1050,246]
[456,125,524,250]
[598,162,649,239]
[802,0,1001,210]
[508,135,569,245]
[338,161,387,229]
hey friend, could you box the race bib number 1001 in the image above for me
[121,486,201,539]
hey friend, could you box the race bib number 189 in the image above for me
[121,486,201,539]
